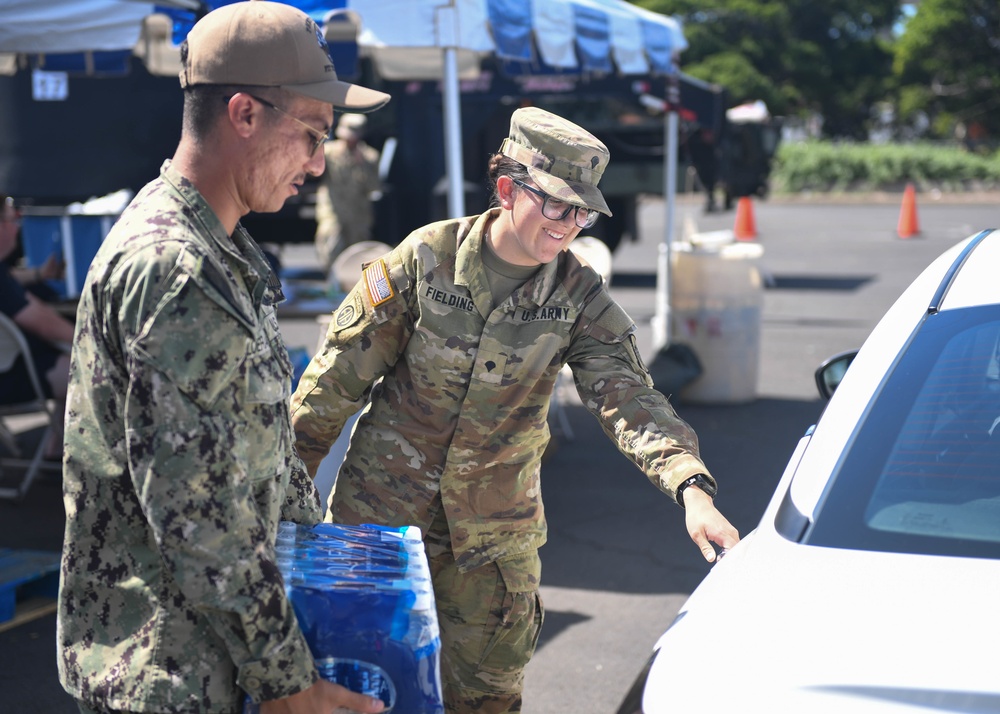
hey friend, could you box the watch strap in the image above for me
[677,474,717,508]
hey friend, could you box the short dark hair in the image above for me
[486,154,530,208]
[182,84,288,141]
[183,84,236,140]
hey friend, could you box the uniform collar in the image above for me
[159,160,283,307]
[455,208,564,310]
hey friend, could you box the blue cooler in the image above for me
[20,209,116,298]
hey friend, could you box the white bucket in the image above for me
[671,242,764,404]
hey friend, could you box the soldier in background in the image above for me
[56,3,389,713]
[687,125,721,213]
[313,112,382,274]
[291,107,740,714]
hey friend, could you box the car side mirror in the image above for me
[815,350,858,400]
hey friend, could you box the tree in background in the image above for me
[893,0,1000,145]
[638,0,900,139]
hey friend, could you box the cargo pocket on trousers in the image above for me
[478,552,544,677]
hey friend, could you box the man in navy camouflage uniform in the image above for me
[57,3,390,713]
[291,107,741,713]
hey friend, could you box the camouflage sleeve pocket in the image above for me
[585,292,649,368]
[580,290,634,345]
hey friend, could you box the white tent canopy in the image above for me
[337,0,686,225]
[0,0,685,214]
[0,0,686,347]
[0,0,685,71]
[0,0,158,54]
[343,0,685,78]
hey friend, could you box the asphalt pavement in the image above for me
[1,193,996,713]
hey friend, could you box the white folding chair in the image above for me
[314,241,394,366]
[330,240,394,294]
[0,313,62,501]
[568,236,613,284]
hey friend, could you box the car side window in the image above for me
[867,319,1000,544]
[809,307,1000,559]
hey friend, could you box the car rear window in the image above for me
[807,306,1000,559]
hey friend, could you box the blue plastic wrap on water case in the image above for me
[243,522,444,714]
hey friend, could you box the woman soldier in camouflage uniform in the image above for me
[291,107,740,713]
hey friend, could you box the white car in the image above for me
[618,229,1000,713]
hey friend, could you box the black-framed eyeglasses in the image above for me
[243,93,330,157]
[512,179,599,229]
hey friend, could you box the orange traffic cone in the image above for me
[734,196,757,241]
[897,183,920,239]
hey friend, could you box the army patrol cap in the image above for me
[180,0,390,112]
[499,107,611,216]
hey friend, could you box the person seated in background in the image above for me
[0,194,74,458]
[0,195,65,301]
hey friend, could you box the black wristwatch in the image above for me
[676,474,717,508]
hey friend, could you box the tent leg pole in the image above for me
[441,44,465,218]
[653,109,678,352]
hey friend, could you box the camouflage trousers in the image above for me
[425,507,545,714]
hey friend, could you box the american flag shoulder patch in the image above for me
[364,258,395,307]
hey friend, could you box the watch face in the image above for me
[679,475,716,507]
[697,475,717,498]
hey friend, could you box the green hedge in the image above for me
[771,141,1000,193]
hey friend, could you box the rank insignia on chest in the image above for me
[364,258,395,307]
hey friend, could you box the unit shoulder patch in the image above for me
[335,301,358,328]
